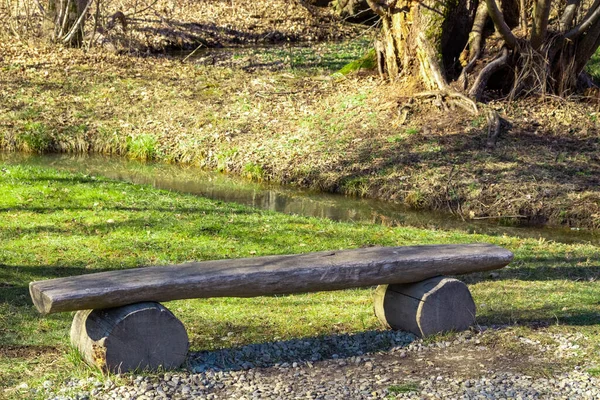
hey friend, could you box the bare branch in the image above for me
[560,0,580,32]
[583,0,600,20]
[458,2,488,89]
[34,0,45,14]
[565,4,600,40]
[58,0,72,38]
[87,0,101,49]
[531,0,552,50]
[54,0,65,38]
[470,2,488,61]
[485,0,517,48]
[573,7,600,72]
[520,0,527,32]
[63,0,94,43]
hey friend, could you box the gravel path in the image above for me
[35,329,599,400]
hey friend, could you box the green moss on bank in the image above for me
[338,49,377,75]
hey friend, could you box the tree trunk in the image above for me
[369,0,474,90]
[368,0,600,99]
[46,0,90,46]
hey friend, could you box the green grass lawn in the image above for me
[1,163,600,396]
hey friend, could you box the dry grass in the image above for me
[1,36,599,228]
[0,0,367,51]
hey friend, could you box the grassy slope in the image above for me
[1,38,599,229]
[1,163,600,396]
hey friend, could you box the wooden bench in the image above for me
[29,243,513,373]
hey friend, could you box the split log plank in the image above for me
[30,243,513,315]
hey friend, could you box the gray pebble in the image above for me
[41,331,600,400]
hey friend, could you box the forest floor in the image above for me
[0,0,599,231]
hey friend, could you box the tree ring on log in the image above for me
[70,302,189,373]
[373,276,476,337]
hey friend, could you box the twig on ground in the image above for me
[182,43,204,63]
[471,215,528,220]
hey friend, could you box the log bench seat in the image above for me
[29,243,513,373]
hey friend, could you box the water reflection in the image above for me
[1,152,598,245]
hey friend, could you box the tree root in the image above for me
[469,48,509,101]
[411,91,507,150]
[457,55,479,90]
[413,90,479,114]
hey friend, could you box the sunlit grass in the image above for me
[1,163,599,396]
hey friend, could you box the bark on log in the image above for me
[70,302,189,373]
[30,244,513,314]
[373,276,476,337]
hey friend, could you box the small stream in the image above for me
[2,152,598,246]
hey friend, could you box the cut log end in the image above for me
[374,276,476,337]
[29,282,52,315]
[71,302,189,373]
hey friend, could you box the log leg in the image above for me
[70,302,189,373]
[374,276,476,337]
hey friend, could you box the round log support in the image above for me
[70,302,189,373]
[374,276,476,337]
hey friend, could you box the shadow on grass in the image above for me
[137,21,297,49]
[335,127,600,191]
[312,119,600,229]
[461,259,600,285]
[0,201,261,221]
[0,263,122,307]
[476,310,600,328]
[0,205,244,214]
[0,211,236,240]
[0,78,94,101]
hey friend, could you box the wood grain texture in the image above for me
[374,277,476,337]
[70,302,189,373]
[30,244,513,314]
